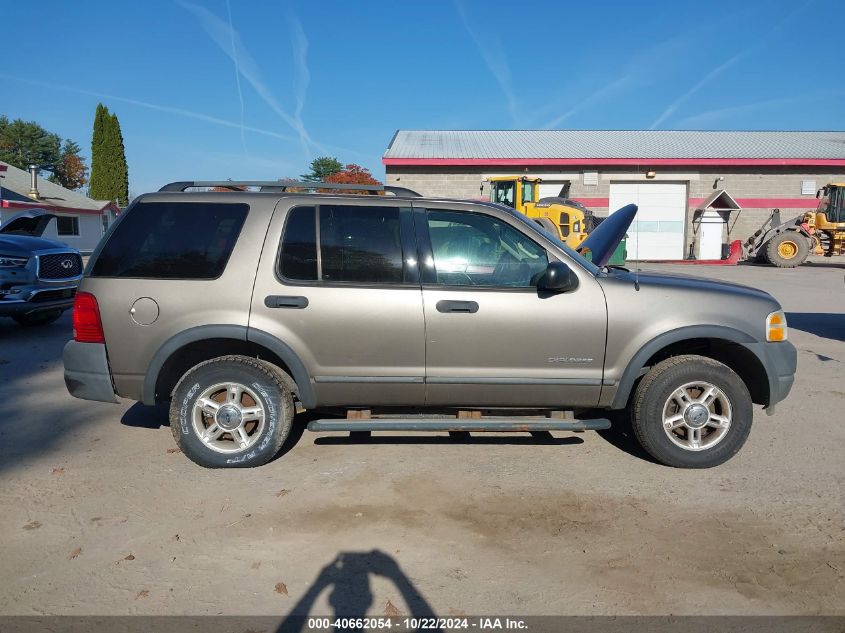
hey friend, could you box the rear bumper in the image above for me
[63,340,120,404]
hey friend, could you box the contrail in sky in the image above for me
[0,72,297,143]
[225,0,248,156]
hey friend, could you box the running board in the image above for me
[306,418,611,433]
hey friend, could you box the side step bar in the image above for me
[307,418,611,433]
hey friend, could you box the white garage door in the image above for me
[608,182,687,260]
[538,181,569,199]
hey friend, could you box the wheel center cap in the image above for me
[216,404,243,430]
[684,403,710,428]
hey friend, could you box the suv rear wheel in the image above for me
[169,355,294,468]
[631,355,753,468]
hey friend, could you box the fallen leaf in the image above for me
[274,582,288,596]
[275,489,290,497]
[23,521,42,530]
[68,547,82,560]
[384,600,402,617]
[124,554,135,561]
[166,447,181,454]
[135,590,149,600]
[52,467,65,475]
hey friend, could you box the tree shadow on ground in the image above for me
[0,311,99,473]
[786,312,845,342]
[277,550,439,632]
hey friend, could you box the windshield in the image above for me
[483,202,600,275]
[490,181,516,208]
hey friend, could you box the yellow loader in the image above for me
[487,177,591,249]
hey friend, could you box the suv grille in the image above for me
[39,253,83,280]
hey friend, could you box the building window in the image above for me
[583,171,598,186]
[801,180,816,195]
[56,216,80,236]
[101,214,109,235]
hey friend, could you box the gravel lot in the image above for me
[1,259,843,617]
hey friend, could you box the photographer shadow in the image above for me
[277,550,439,633]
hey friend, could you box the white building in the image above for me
[0,161,119,253]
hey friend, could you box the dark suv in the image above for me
[0,210,83,325]
[62,181,796,469]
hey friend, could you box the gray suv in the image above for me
[1,210,83,325]
[63,181,796,469]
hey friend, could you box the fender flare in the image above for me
[142,325,315,408]
[609,325,761,410]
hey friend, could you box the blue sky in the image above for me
[3,0,843,195]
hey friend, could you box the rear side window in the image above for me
[91,202,248,279]
[279,205,404,284]
[279,207,317,280]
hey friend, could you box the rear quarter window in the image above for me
[90,201,248,279]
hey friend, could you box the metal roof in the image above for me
[384,130,845,160]
[0,161,112,211]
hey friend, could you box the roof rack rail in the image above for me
[158,180,421,197]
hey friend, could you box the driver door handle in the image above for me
[436,300,479,314]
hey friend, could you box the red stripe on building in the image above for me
[1,199,110,216]
[571,197,819,209]
[383,157,845,167]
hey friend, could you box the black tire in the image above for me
[169,355,294,468]
[763,233,810,268]
[630,355,753,468]
[13,309,64,326]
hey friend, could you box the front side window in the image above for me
[57,216,79,236]
[91,202,248,279]
[278,205,404,284]
[426,210,548,287]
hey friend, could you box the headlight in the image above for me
[766,309,788,342]
[0,256,28,268]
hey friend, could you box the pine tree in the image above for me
[88,104,129,206]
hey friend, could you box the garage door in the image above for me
[538,181,569,199]
[608,182,687,260]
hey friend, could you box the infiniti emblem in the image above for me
[61,259,74,269]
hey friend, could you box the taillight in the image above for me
[73,292,105,343]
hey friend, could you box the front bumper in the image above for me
[752,340,797,407]
[0,286,77,317]
[63,341,120,404]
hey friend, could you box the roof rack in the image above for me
[158,180,421,197]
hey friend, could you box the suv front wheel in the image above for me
[631,355,753,468]
[170,356,294,468]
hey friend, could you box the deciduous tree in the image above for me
[0,115,88,190]
[322,164,382,194]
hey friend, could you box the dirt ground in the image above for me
[0,259,843,617]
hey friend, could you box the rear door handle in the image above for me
[265,295,308,309]
[436,300,479,314]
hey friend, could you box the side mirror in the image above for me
[537,261,578,293]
